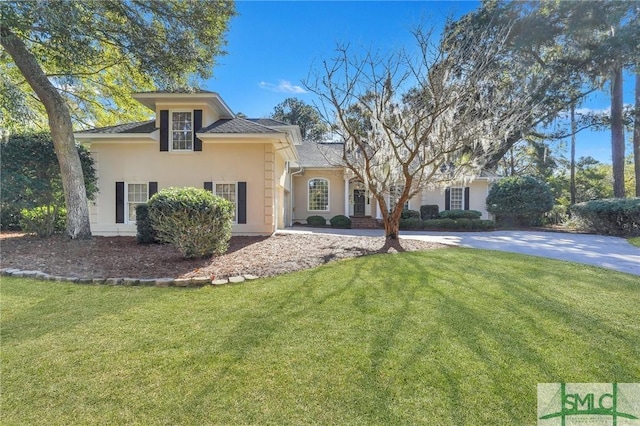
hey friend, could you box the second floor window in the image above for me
[171,111,192,151]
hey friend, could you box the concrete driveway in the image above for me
[279,227,640,276]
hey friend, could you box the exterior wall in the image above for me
[292,168,345,223]
[88,140,280,236]
[420,179,492,219]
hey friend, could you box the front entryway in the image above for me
[353,189,366,217]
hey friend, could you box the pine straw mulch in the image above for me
[1,232,446,280]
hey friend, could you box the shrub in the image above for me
[420,205,439,220]
[439,209,482,220]
[1,205,22,231]
[400,209,421,219]
[19,205,66,237]
[330,215,351,229]
[455,218,473,230]
[307,215,327,226]
[422,218,456,229]
[569,198,640,236]
[135,204,157,244]
[486,176,554,226]
[399,217,423,230]
[472,219,496,230]
[147,187,234,258]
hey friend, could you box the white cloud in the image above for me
[258,80,307,94]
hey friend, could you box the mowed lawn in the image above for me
[2,248,639,425]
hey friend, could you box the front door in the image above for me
[354,189,366,216]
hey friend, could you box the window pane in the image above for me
[215,183,237,221]
[171,112,192,150]
[308,179,329,211]
[451,187,463,210]
[127,183,148,222]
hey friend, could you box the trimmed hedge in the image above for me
[147,187,234,258]
[307,215,327,226]
[439,209,482,220]
[399,217,423,230]
[330,215,351,229]
[401,209,421,219]
[421,218,496,230]
[420,205,439,220]
[135,204,157,244]
[486,175,554,226]
[569,198,640,236]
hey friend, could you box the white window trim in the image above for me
[450,187,465,210]
[209,181,238,224]
[307,178,330,212]
[125,182,148,224]
[169,110,193,152]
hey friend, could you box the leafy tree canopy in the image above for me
[0,0,237,131]
[270,97,328,142]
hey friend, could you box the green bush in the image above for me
[307,215,327,226]
[472,219,496,230]
[330,215,351,229]
[455,218,473,230]
[400,209,421,219]
[1,204,22,231]
[486,176,554,226]
[569,198,640,236]
[423,218,456,229]
[135,204,157,244]
[439,209,482,220]
[19,205,66,237]
[399,218,423,230]
[420,205,439,220]
[147,187,234,258]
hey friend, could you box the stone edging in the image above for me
[0,268,260,287]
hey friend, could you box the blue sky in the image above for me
[204,1,635,165]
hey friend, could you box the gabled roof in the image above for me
[200,118,280,134]
[295,143,344,168]
[77,120,156,134]
[248,118,289,127]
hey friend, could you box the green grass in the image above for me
[2,248,639,425]
[629,237,640,247]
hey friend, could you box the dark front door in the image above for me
[354,189,366,216]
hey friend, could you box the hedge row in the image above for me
[399,218,495,231]
[569,198,640,236]
[306,215,352,229]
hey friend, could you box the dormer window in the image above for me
[171,111,193,151]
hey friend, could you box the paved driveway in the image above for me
[280,227,640,276]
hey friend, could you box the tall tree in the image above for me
[306,26,537,240]
[634,71,640,196]
[270,98,328,142]
[0,1,236,239]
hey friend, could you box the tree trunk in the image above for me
[611,63,626,198]
[634,71,640,197]
[570,102,577,205]
[1,26,92,239]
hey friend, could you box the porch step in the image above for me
[350,216,381,229]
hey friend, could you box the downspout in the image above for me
[289,165,304,226]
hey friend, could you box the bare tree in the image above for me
[306,27,535,240]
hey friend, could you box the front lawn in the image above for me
[2,249,639,425]
[629,236,640,248]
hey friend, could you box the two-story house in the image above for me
[75,91,493,236]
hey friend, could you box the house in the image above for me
[75,91,493,236]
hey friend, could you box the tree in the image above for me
[0,1,236,239]
[270,98,328,142]
[634,71,640,196]
[486,176,554,226]
[305,26,537,240]
[0,132,97,232]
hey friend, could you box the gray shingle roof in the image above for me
[200,118,279,134]
[79,120,156,134]
[296,143,344,167]
[248,118,289,127]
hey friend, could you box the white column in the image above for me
[344,175,350,216]
[375,198,382,219]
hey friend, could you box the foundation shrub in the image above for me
[307,215,327,226]
[569,198,640,236]
[420,205,440,220]
[330,215,351,229]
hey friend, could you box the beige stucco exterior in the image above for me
[292,168,346,223]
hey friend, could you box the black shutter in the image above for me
[204,182,213,192]
[464,187,470,210]
[160,110,169,151]
[238,182,247,224]
[116,182,125,223]
[194,109,203,151]
[149,182,158,199]
[445,188,451,211]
